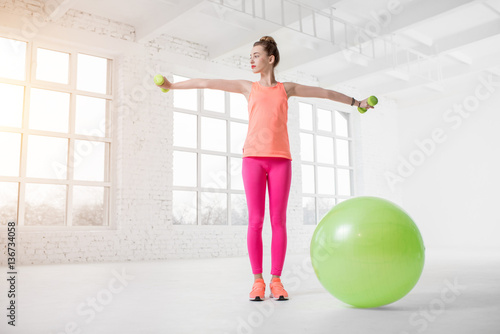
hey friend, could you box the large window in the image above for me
[0,36,113,227]
[171,75,248,225]
[299,101,353,225]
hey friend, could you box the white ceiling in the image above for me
[49,0,500,105]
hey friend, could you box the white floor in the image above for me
[1,249,499,334]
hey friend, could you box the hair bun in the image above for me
[260,36,277,46]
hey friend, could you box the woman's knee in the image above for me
[270,213,287,229]
[248,215,265,231]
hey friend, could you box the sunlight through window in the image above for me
[0,182,18,224]
[0,37,112,227]
[0,83,24,128]
[29,88,70,133]
[300,103,353,225]
[77,53,108,94]
[0,133,21,177]
[24,183,66,226]
[36,48,69,84]
[172,74,249,225]
[0,37,26,80]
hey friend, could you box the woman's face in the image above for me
[250,45,274,73]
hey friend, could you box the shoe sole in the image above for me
[249,296,264,301]
[269,294,288,301]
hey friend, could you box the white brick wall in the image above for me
[0,1,400,266]
[57,9,136,41]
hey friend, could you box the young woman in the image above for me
[157,36,374,301]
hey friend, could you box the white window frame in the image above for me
[171,74,248,226]
[297,97,355,225]
[0,36,114,230]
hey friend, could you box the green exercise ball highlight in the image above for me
[310,196,425,308]
[358,95,378,113]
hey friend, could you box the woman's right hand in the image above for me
[157,75,172,90]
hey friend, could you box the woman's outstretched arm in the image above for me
[285,82,374,110]
[156,76,251,95]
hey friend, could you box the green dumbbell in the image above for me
[154,74,169,93]
[358,96,378,113]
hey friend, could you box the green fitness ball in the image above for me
[358,95,378,113]
[154,74,169,93]
[310,196,425,308]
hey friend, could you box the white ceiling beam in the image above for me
[480,1,500,16]
[44,0,79,21]
[432,19,500,54]
[367,50,500,97]
[388,0,479,32]
[320,19,500,87]
[208,0,343,61]
[399,29,434,46]
[446,51,472,65]
[282,0,482,75]
[136,0,206,43]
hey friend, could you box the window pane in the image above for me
[302,196,315,225]
[231,194,247,225]
[173,151,197,187]
[317,108,332,132]
[76,96,107,137]
[173,112,197,148]
[336,139,350,166]
[317,166,335,195]
[230,157,243,190]
[301,164,315,194]
[25,183,66,226]
[73,186,104,226]
[299,102,313,130]
[29,88,70,133]
[337,169,352,196]
[73,140,105,182]
[204,89,225,113]
[317,197,335,222]
[36,48,69,84]
[201,154,226,189]
[27,135,68,179]
[335,110,349,137]
[173,75,197,111]
[0,182,18,225]
[201,192,227,225]
[172,190,197,225]
[230,93,248,120]
[230,121,247,154]
[0,37,26,80]
[316,135,334,164]
[201,117,226,152]
[77,54,108,94]
[0,83,24,128]
[300,133,314,162]
[0,132,21,176]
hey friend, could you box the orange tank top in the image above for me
[242,81,292,160]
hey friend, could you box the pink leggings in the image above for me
[242,157,292,276]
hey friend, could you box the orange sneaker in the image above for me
[249,278,266,301]
[269,277,289,301]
